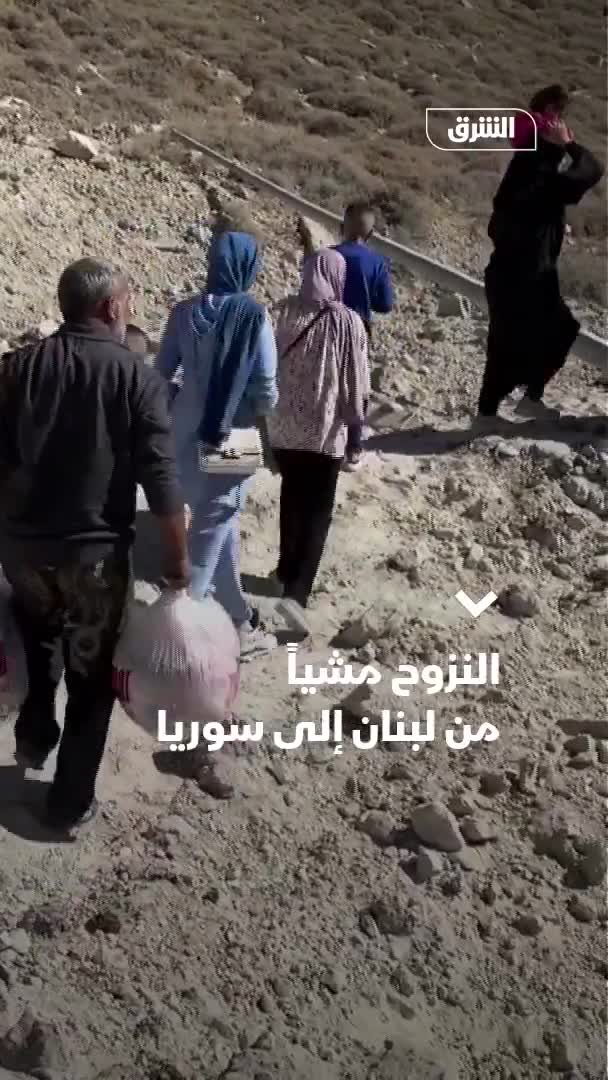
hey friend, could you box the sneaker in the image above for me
[238,620,278,661]
[514,396,561,421]
[343,450,364,472]
[43,797,98,834]
[15,740,54,771]
[276,597,311,637]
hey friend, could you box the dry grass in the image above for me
[1,0,606,301]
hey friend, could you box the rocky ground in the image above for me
[0,100,607,1080]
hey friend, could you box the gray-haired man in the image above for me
[0,258,190,834]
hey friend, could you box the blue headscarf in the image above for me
[197,231,265,447]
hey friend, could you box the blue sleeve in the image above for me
[156,307,182,382]
[246,314,279,416]
[370,257,394,314]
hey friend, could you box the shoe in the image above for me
[43,797,98,834]
[469,414,517,437]
[267,571,284,598]
[469,413,500,434]
[514,396,561,421]
[343,450,364,472]
[238,619,278,661]
[276,597,311,637]
[14,740,54,771]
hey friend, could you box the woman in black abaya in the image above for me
[475,91,603,426]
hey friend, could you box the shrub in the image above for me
[0,0,603,305]
[244,88,306,126]
[305,111,362,138]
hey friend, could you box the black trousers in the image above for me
[3,550,130,820]
[273,449,342,608]
[346,319,372,454]
[478,264,580,416]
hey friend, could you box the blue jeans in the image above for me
[189,472,253,627]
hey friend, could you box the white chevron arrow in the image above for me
[455,590,497,618]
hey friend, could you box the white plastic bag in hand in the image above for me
[0,576,28,709]
[112,589,240,737]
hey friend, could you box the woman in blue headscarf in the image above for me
[157,231,278,660]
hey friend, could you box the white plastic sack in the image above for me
[0,575,28,709]
[112,589,240,737]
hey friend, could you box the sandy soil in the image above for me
[0,102,606,1080]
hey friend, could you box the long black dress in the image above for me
[478,138,603,415]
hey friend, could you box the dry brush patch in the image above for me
[0,0,605,300]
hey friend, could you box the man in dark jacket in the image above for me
[0,258,190,833]
[476,118,603,427]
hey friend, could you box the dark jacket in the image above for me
[0,321,183,565]
[487,140,604,282]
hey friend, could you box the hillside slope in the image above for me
[0,0,606,304]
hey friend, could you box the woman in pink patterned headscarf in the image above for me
[511,84,572,149]
[267,248,369,630]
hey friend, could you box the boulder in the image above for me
[334,606,401,649]
[498,583,540,619]
[562,475,591,509]
[529,440,573,476]
[414,847,444,883]
[54,131,100,161]
[297,216,337,257]
[411,801,464,852]
[340,676,399,724]
[357,810,397,847]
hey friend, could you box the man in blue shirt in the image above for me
[334,202,394,331]
[333,202,394,469]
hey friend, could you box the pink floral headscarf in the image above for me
[299,249,347,305]
[511,109,570,149]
